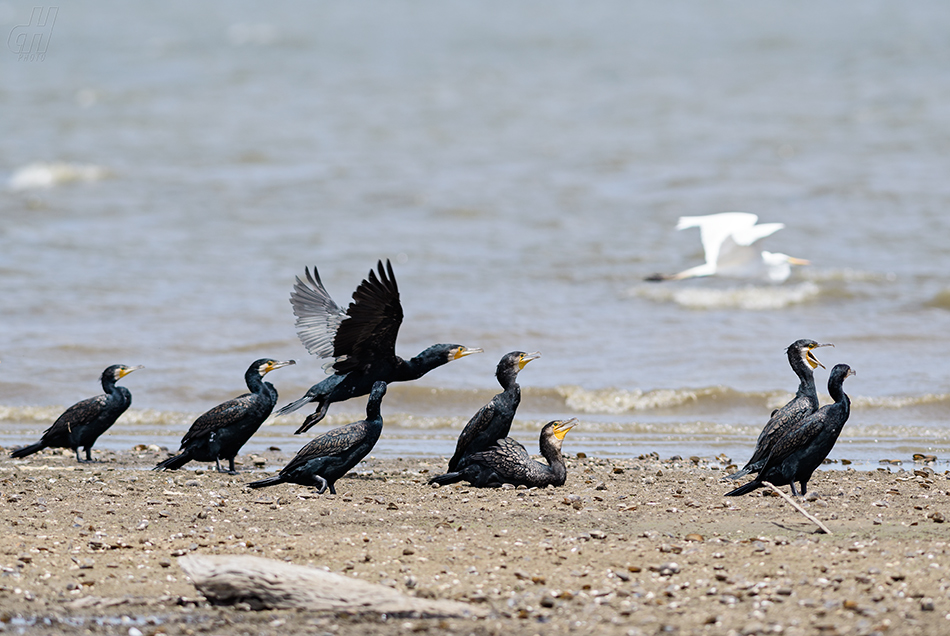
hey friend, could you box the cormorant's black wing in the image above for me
[291,266,348,360]
[472,437,533,481]
[330,260,403,374]
[757,411,826,476]
[180,393,257,446]
[45,395,108,436]
[448,401,497,470]
[283,422,365,472]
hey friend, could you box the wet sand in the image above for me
[1,446,948,635]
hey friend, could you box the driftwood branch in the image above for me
[178,554,486,617]
[762,481,832,534]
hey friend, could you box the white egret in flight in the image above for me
[646,212,809,283]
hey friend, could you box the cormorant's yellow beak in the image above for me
[519,351,541,369]
[262,360,296,374]
[118,365,144,378]
[453,346,483,359]
[787,257,811,266]
[552,418,577,440]
[806,343,833,370]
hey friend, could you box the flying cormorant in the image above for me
[10,364,143,462]
[276,260,481,433]
[429,351,540,483]
[725,363,855,497]
[727,339,833,480]
[429,418,576,488]
[155,358,294,474]
[248,381,387,494]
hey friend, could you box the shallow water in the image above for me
[2,2,949,465]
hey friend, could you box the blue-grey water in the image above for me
[2,1,950,469]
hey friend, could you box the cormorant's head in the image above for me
[541,418,577,450]
[830,364,856,383]
[445,345,484,361]
[496,350,540,378]
[253,358,296,376]
[787,339,832,370]
[104,364,143,382]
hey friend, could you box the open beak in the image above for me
[552,418,577,440]
[454,346,483,359]
[806,343,833,370]
[519,351,541,370]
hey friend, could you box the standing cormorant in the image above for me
[10,364,143,462]
[155,358,294,474]
[430,418,576,488]
[276,260,481,433]
[727,339,833,480]
[725,363,855,497]
[429,351,540,483]
[249,381,387,494]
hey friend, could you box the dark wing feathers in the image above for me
[472,437,533,481]
[47,395,108,435]
[291,266,347,359]
[290,260,403,375]
[331,260,403,374]
[181,394,256,445]
[448,402,497,470]
[283,423,366,472]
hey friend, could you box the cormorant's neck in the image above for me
[496,368,520,391]
[245,370,267,394]
[100,374,118,394]
[365,397,384,422]
[789,353,817,399]
[539,435,566,482]
[397,348,448,381]
[829,376,849,406]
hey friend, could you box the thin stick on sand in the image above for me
[762,481,832,535]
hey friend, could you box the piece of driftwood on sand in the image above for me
[177,554,487,618]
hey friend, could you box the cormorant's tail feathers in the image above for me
[154,452,193,472]
[10,441,47,458]
[428,472,464,486]
[724,480,762,497]
[247,475,286,489]
[724,466,752,480]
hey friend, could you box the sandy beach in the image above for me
[1,447,948,635]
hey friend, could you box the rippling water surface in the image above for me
[2,2,950,467]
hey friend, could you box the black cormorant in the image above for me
[155,358,294,474]
[429,351,540,482]
[725,363,855,497]
[430,418,576,488]
[248,381,387,494]
[10,364,143,462]
[727,339,833,480]
[276,260,481,433]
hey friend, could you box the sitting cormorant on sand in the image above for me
[10,364,143,462]
[155,358,294,474]
[727,339,833,480]
[276,260,481,433]
[725,363,855,497]
[429,351,540,483]
[430,418,576,488]
[249,381,387,494]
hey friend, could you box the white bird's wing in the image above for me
[676,212,759,268]
[730,222,784,246]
